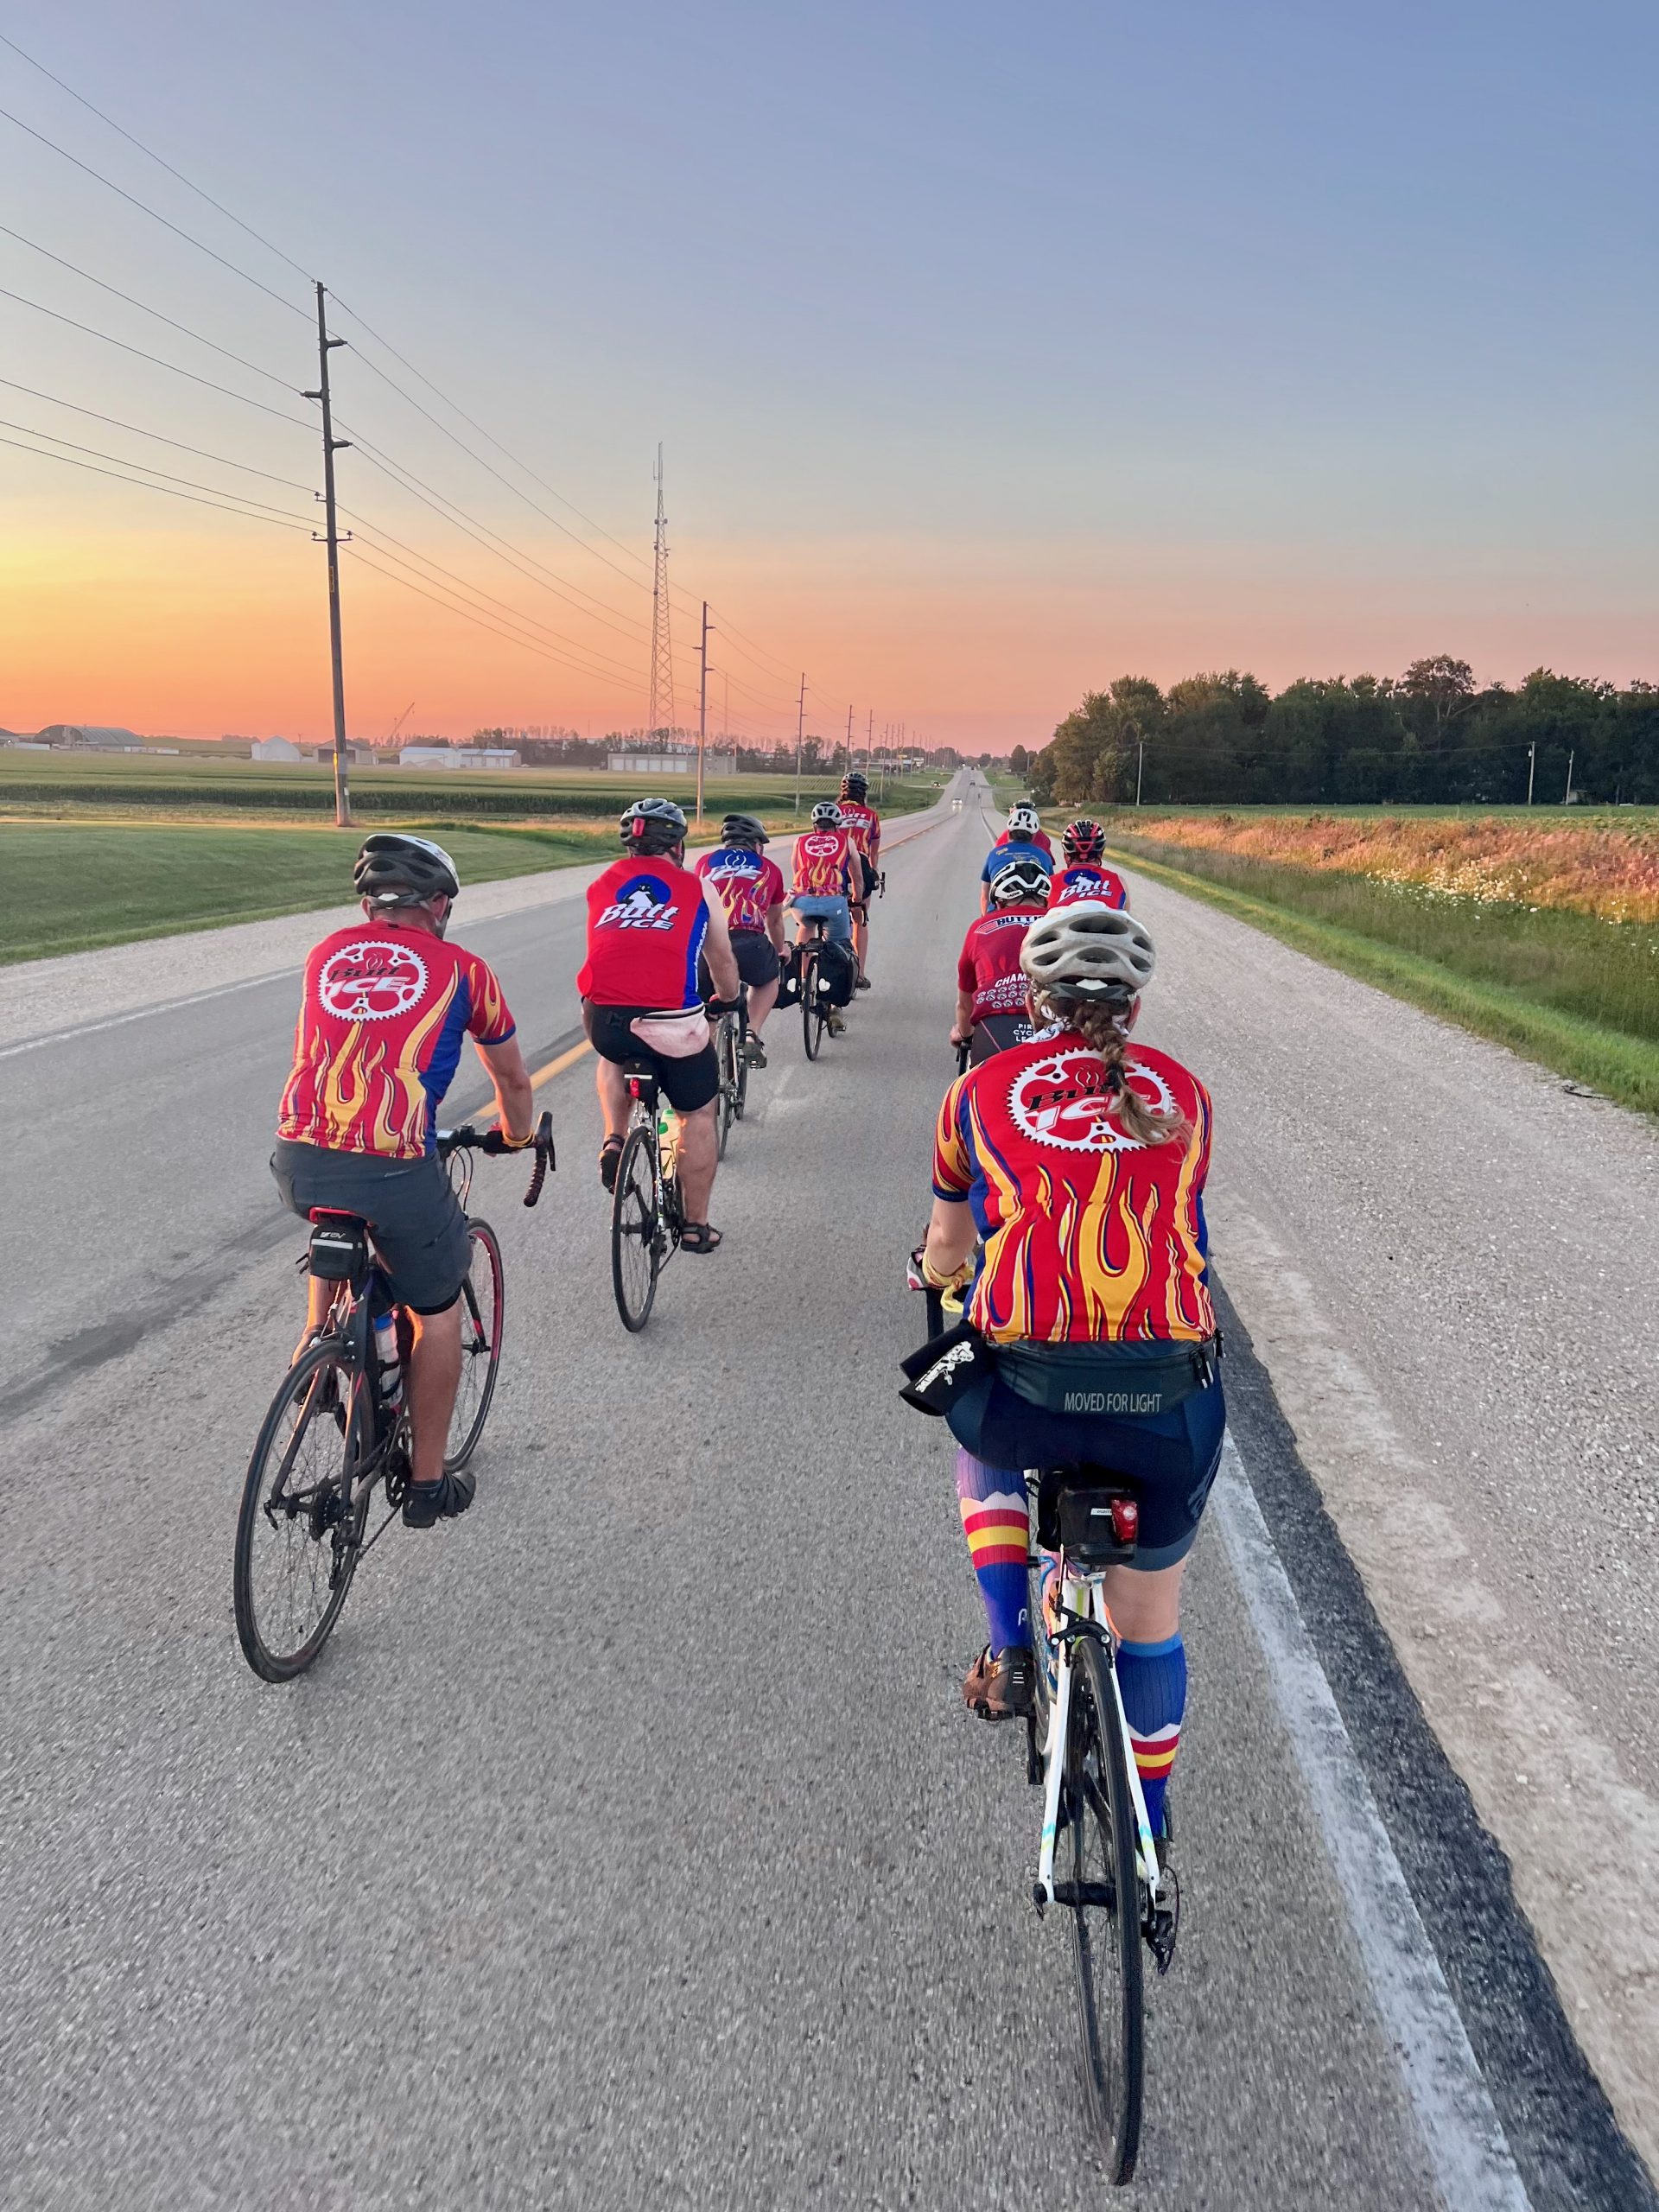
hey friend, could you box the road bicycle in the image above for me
[914,1285,1171,2183]
[233,1114,555,1682]
[794,912,850,1062]
[609,1061,685,1330]
[714,988,749,1160]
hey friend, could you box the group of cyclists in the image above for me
[269,777,1218,1904]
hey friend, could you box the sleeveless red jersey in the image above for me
[1048,864,1128,912]
[839,799,880,858]
[695,848,785,933]
[792,829,857,897]
[956,905,1044,1020]
[277,923,516,1160]
[932,1031,1213,1344]
[578,855,709,1010]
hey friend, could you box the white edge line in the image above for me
[1212,1436,1532,2212]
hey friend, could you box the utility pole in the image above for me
[1527,740,1536,805]
[845,703,854,771]
[696,600,714,828]
[794,672,807,813]
[1135,728,1145,807]
[304,282,353,828]
[866,707,874,770]
[1564,748,1574,804]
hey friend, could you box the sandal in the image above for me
[599,1134,625,1192]
[681,1222,723,1255]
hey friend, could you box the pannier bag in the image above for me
[777,946,804,1008]
[812,938,859,1008]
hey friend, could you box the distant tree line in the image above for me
[1014,660,1659,808]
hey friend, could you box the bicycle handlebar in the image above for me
[436,1109,557,1208]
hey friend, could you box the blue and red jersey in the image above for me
[980,836,1052,887]
[696,848,785,934]
[277,923,516,1160]
[1048,863,1128,912]
[956,905,1044,1020]
[932,1030,1213,1344]
[792,829,859,898]
[578,854,709,1011]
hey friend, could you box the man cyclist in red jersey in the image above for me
[1048,817,1129,911]
[907,901,1222,1912]
[950,856,1050,1062]
[838,770,881,989]
[579,798,741,1255]
[694,812,788,1067]
[273,834,534,1528]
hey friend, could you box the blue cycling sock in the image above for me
[955,1447,1030,1651]
[1116,1635,1186,1835]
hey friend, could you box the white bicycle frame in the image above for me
[1033,1560,1162,1910]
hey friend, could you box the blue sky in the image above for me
[1,0,1653,744]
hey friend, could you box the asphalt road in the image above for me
[1,775,1649,2209]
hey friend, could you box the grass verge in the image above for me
[1,821,606,965]
[1103,835,1659,1118]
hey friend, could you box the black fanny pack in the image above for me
[993,1335,1221,1419]
[899,1321,994,1417]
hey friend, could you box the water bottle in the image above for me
[372,1313,404,1408]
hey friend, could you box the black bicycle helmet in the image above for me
[721,811,769,848]
[841,772,868,798]
[353,832,460,907]
[620,797,688,855]
[1064,817,1107,863]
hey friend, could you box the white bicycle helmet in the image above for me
[1007,803,1041,836]
[810,800,843,827]
[988,857,1051,907]
[1020,899,1155,1000]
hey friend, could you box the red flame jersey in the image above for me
[1048,863,1128,912]
[277,925,517,1160]
[695,848,786,934]
[839,799,880,860]
[792,829,859,897]
[956,904,1046,1020]
[932,1031,1214,1344]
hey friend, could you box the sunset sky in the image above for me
[1,1,1654,753]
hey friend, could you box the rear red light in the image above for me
[1110,1497,1139,1545]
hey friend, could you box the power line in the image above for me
[0,29,317,288]
[0,103,308,320]
[0,412,313,520]
[0,283,315,429]
[0,426,312,529]
[0,221,304,392]
[0,375,313,490]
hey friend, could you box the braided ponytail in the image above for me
[1029,987,1190,1147]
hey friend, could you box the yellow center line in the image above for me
[527,1039,592,1090]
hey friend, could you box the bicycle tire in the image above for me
[733,1023,750,1119]
[716,1019,738,1158]
[1065,1634,1145,2181]
[446,1217,504,1471]
[801,950,821,1060]
[233,1341,369,1681]
[611,1122,661,1331]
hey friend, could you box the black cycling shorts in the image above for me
[271,1140,471,1314]
[584,1001,721,1114]
[861,856,878,900]
[729,931,782,988]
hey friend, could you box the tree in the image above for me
[1398,656,1475,747]
[1009,743,1030,779]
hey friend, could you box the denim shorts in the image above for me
[791,893,852,944]
[944,1370,1226,1570]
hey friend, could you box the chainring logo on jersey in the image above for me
[598,874,682,931]
[1006,1048,1174,1153]
[317,939,429,1020]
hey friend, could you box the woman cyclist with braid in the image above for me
[911,901,1223,1887]
[1048,817,1129,911]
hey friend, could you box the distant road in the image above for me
[1,775,1650,2209]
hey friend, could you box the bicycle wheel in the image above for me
[800,950,821,1059]
[446,1218,504,1471]
[233,1341,370,1681]
[610,1122,661,1330]
[715,1019,738,1158]
[1063,1635,1145,2181]
[733,1022,750,1120]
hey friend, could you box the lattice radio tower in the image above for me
[647,443,675,740]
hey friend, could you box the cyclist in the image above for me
[838,770,882,989]
[950,857,1050,1060]
[978,803,1053,912]
[694,813,788,1067]
[578,798,741,1255]
[1049,817,1129,911]
[912,901,1221,1863]
[272,834,534,1528]
[790,799,861,1036]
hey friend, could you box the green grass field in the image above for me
[0,821,607,964]
[1101,829,1659,1117]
